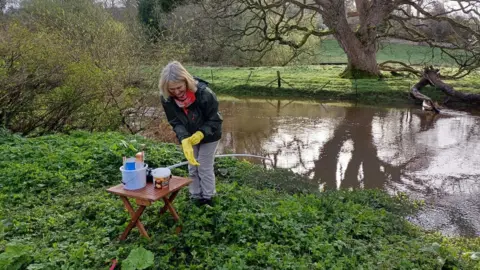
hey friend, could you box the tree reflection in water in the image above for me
[217,99,480,236]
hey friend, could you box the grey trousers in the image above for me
[188,140,219,200]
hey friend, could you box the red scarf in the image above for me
[174,90,196,115]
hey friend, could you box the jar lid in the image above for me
[152,167,171,178]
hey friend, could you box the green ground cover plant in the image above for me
[0,130,479,269]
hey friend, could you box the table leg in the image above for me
[119,197,150,240]
[162,196,183,234]
[159,190,180,214]
[162,197,180,221]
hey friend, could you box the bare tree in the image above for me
[203,0,480,78]
[382,1,480,79]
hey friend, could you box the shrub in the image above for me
[0,0,158,135]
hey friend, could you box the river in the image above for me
[149,97,480,237]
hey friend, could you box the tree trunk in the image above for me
[322,1,381,78]
[338,37,380,78]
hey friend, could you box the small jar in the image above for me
[152,168,172,189]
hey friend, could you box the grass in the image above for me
[140,41,480,105]
[186,65,480,105]
[1,130,480,269]
[316,39,458,66]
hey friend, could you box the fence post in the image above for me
[277,71,281,88]
[355,78,358,99]
[246,71,253,84]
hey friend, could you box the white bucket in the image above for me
[120,164,148,190]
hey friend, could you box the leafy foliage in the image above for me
[0,130,479,269]
[123,247,154,270]
[0,0,154,135]
[0,244,32,270]
[137,0,185,41]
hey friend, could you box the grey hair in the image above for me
[159,61,197,98]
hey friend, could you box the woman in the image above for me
[159,61,223,206]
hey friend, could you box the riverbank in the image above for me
[184,65,480,106]
[0,130,479,269]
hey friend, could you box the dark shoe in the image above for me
[190,198,203,207]
[200,198,214,207]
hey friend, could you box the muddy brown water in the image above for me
[149,97,480,237]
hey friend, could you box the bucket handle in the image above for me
[122,177,134,185]
[121,167,136,186]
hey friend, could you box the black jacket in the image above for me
[161,79,223,144]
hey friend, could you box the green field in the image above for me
[186,65,480,105]
[316,39,457,66]
[141,41,480,105]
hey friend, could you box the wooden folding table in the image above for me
[107,176,192,240]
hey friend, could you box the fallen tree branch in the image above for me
[410,66,480,113]
[410,77,441,113]
[379,60,423,77]
[423,68,480,103]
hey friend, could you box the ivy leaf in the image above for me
[0,222,4,240]
[465,252,480,261]
[122,247,154,270]
[120,140,128,148]
[420,242,441,255]
[0,244,32,270]
[218,168,229,176]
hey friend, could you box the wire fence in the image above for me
[200,68,421,95]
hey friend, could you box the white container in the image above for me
[152,167,172,189]
[120,164,148,190]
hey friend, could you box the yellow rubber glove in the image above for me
[189,131,204,146]
[181,138,200,166]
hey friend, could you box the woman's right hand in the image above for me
[188,131,204,146]
[181,138,200,166]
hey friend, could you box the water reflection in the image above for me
[217,98,480,236]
